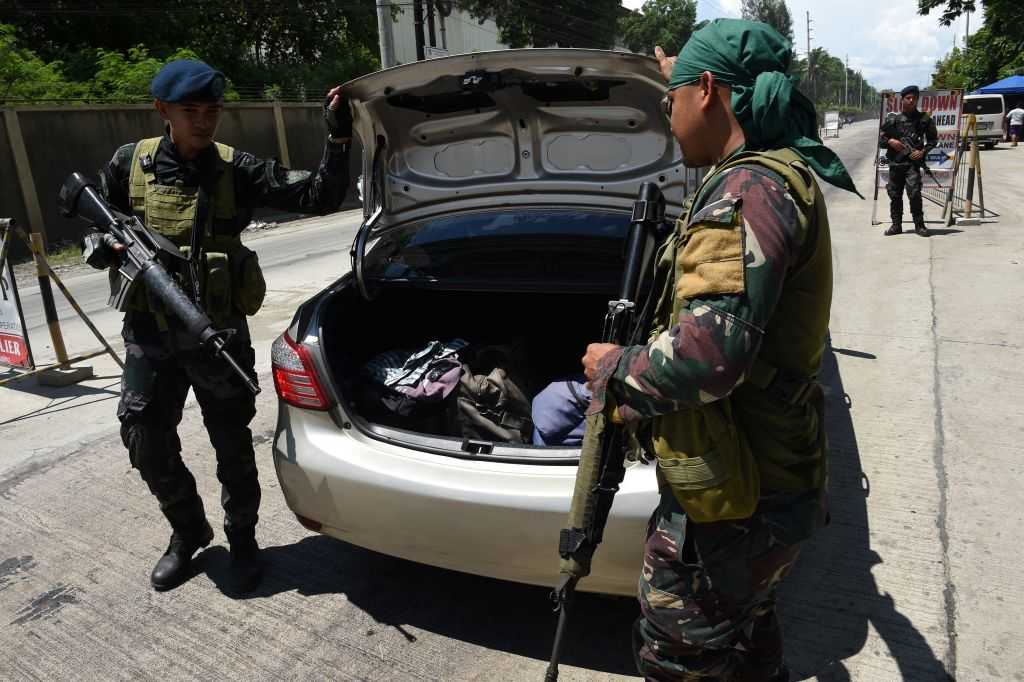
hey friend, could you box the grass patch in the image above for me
[7,240,81,269]
[44,241,82,268]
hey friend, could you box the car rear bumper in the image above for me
[272,403,659,596]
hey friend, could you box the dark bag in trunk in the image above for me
[453,344,534,443]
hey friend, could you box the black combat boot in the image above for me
[913,217,929,237]
[227,528,264,594]
[150,520,214,591]
[884,221,902,236]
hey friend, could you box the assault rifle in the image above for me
[58,172,260,395]
[545,182,666,682]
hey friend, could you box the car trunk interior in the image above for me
[320,283,618,453]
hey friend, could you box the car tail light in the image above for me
[271,332,331,411]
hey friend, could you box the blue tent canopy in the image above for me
[973,75,1024,95]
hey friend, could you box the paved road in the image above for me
[1,123,1021,680]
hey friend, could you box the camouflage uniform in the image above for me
[635,489,822,681]
[590,153,830,680]
[95,134,349,544]
[880,110,938,231]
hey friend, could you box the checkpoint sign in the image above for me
[0,248,34,370]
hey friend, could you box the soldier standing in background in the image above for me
[880,85,938,237]
[81,59,352,593]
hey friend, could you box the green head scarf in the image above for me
[670,18,861,197]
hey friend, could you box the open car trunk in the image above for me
[320,283,616,460]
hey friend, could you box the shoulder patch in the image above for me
[688,195,741,228]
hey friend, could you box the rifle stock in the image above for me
[58,172,260,395]
[545,183,666,681]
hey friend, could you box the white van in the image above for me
[962,94,1006,148]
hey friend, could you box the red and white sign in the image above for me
[0,333,29,367]
[877,89,963,189]
[0,241,34,371]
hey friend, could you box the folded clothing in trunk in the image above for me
[362,339,468,416]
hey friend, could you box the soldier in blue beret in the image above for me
[81,58,354,594]
[880,84,937,236]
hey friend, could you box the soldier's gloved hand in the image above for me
[324,85,352,140]
[81,232,124,269]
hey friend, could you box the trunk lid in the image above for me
[341,49,688,228]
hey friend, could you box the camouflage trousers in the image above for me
[118,312,260,541]
[887,163,924,224]
[634,489,823,681]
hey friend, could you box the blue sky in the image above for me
[621,0,965,92]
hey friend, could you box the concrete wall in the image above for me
[1,103,362,258]
[0,117,27,256]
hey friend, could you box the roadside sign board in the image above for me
[824,110,840,137]
[877,89,963,189]
[0,236,34,371]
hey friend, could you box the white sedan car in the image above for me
[270,49,695,596]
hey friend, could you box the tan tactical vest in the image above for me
[128,136,238,248]
[122,137,265,322]
[648,148,831,523]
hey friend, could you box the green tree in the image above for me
[90,46,205,102]
[453,0,622,48]
[740,0,794,44]
[920,0,1023,89]
[930,47,970,89]
[618,0,697,56]
[0,1,380,99]
[0,24,82,102]
[790,45,880,116]
[929,26,1023,91]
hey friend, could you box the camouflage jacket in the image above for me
[589,151,821,424]
[880,110,938,165]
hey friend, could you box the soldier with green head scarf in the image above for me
[581,18,856,680]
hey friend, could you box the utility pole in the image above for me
[413,0,426,61]
[806,11,815,102]
[437,0,450,49]
[375,1,396,68]
[426,0,438,49]
[845,54,849,108]
[964,9,970,48]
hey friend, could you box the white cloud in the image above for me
[619,0,960,91]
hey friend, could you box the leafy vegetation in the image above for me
[922,0,1024,90]
[618,0,697,56]
[0,0,381,103]
[454,0,623,48]
[740,0,794,43]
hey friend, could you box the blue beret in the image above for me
[151,59,226,102]
[900,85,920,98]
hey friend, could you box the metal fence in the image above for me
[923,123,998,225]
